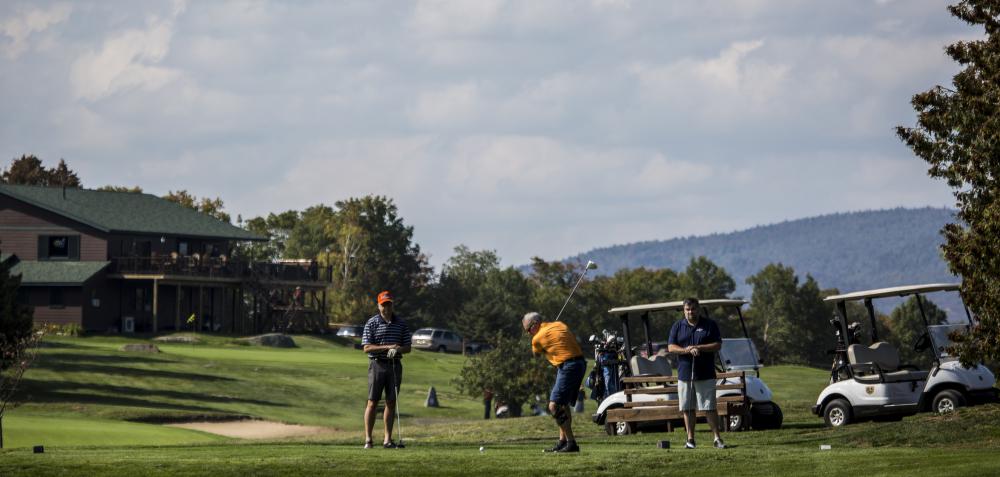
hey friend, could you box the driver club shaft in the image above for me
[554,261,597,322]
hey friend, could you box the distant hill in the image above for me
[563,207,958,299]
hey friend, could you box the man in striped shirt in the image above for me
[361,290,412,449]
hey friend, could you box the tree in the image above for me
[455,332,553,418]
[237,211,300,261]
[745,263,830,365]
[96,185,143,193]
[163,190,231,223]
[885,297,948,368]
[321,196,432,323]
[1,155,81,187]
[0,252,43,448]
[285,205,336,259]
[896,0,1000,366]
[526,258,610,340]
[455,267,535,340]
[679,256,736,300]
[47,159,81,187]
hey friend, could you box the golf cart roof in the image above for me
[608,299,748,315]
[823,283,960,303]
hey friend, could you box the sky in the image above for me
[0,0,971,269]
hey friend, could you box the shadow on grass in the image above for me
[16,379,287,408]
[33,361,236,382]
[37,352,173,365]
[39,341,89,349]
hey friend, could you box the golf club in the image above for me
[554,260,598,322]
[390,361,405,448]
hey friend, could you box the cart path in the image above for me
[166,420,335,439]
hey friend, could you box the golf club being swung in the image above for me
[554,260,597,322]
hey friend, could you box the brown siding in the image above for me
[0,230,38,259]
[32,306,83,326]
[0,195,108,260]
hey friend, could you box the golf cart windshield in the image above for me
[719,338,760,371]
[928,324,969,361]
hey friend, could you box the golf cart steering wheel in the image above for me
[913,332,931,353]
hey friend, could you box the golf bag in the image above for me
[586,329,626,402]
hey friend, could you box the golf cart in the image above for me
[813,283,998,427]
[592,299,782,435]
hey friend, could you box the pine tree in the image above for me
[897,0,1000,365]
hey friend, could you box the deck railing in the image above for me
[110,256,332,283]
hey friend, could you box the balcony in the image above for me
[109,256,332,285]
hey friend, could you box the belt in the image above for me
[558,356,585,367]
[370,357,401,362]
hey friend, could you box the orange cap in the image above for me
[377,291,393,305]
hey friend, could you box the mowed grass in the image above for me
[2,334,999,476]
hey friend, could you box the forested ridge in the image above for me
[564,207,956,298]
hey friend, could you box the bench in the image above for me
[605,371,749,433]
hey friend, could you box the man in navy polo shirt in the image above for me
[668,297,726,449]
[361,290,411,449]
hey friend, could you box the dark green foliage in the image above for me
[454,332,553,417]
[1,155,81,187]
[324,196,432,323]
[424,247,532,340]
[236,210,300,261]
[896,0,1000,365]
[95,185,143,193]
[0,254,33,371]
[885,297,948,368]
[284,206,336,260]
[162,190,231,223]
[745,264,831,366]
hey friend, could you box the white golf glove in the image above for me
[386,348,398,359]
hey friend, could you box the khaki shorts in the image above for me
[678,379,716,411]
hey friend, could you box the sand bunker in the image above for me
[167,420,332,439]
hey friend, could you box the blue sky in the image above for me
[0,1,967,268]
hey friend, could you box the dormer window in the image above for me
[38,235,80,261]
[49,236,69,258]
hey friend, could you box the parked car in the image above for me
[464,341,494,355]
[336,325,363,339]
[412,328,463,353]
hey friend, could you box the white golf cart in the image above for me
[593,299,782,434]
[813,283,998,427]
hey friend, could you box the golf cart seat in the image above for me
[847,342,928,383]
[630,354,672,377]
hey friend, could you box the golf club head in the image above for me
[586,260,597,270]
[397,441,405,449]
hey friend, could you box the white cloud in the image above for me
[69,2,187,101]
[1,3,72,59]
[631,39,793,124]
[408,82,484,127]
[408,0,505,37]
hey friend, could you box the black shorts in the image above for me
[368,359,402,402]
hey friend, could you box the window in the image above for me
[48,236,69,258]
[50,288,64,308]
[135,288,151,312]
[38,235,79,261]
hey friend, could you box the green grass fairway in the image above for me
[3,415,225,448]
[2,334,999,476]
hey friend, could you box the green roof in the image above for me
[0,185,264,241]
[10,260,109,286]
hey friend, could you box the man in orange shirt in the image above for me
[523,312,586,453]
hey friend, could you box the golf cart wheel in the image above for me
[750,402,783,430]
[728,413,749,432]
[605,420,636,436]
[932,389,966,414]
[823,399,852,428]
